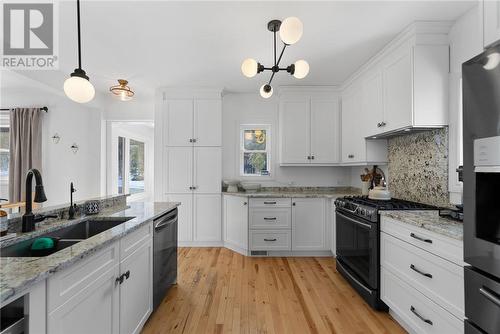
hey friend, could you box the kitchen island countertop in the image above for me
[0,201,179,305]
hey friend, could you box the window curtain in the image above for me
[8,108,42,202]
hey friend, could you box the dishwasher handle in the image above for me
[154,209,178,231]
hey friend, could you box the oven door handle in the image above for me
[479,286,500,307]
[336,212,372,229]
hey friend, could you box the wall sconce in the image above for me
[70,143,79,154]
[51,133,60,144]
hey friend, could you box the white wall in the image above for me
[222,93,351,187]
[1,73,103,206]
[447,3,483,204]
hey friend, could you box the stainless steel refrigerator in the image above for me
[462,44,500,334]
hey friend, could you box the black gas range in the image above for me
[334,196,436,310]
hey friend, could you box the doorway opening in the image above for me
[107,121,154,202]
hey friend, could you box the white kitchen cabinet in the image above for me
[341,22,449,141]
[164,147,221,194]
[382,46,413,133]
[310,99,340,163]
[280,98,310,164]
[119,241,152,334]
[279,89,340,165]
[165,147,193,193]
[48,265,120,334]
[194,99,222,146]
[194,194,222,242]
[165,194,193,242]
[48,226,153,334]
[484,0,500,48]
[164,97,221,147]
[223,195,248,254]
[362,69,384,138]
[165,99,194,147]
[291,198,328,251]
[157,89,222,246]
[341,86,388,164]
[194,147,222,193]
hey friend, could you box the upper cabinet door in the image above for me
[194,99,222,146]
[165,147,193,193]
[193,147,221,193]
[484,0,500,48]
[382,47,413,132]
[310,98,340,164]
[362,70,384,137]
[341,87,366,163]
[280,99,310,164]
[165,99,193,146]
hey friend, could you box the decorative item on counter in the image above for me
[70,143,79,154]
[368,165,392,200]
[241,183,261,193]
[51,133,61,144]
[360,168,371,195]
[224,180,240,193]
[84,200,100,215]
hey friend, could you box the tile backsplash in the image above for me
[388,128,450,207]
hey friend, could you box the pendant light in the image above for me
[242,17,309,98]
[110,79,135,101]
[64,0,95,103]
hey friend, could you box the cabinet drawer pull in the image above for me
[377,122,382,128]
[264,238,277,242]
[189,138,193,143]
[115,275,124,285]
[124,270,130,280]
[311,155,315,160]
[264,217,277,221]
[410,233,433,244]
[380,121,386,127]
[263,201,277,205]
[410,306,433,325]
[307,156,311,160]
[479,286,500,307]
[348,154,354,159]
[410,264,432,278]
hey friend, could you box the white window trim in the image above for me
[239,124,272,178]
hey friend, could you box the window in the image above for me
[0,114,9,184]
[240,125,271,176]
[129,139,145,194]
[117,137,145,195]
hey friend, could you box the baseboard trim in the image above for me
[178,241,224,247]
[223,242,249,256]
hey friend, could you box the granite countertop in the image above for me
[223,187,360,199]
[380,210,463,241]
[0,201,179,304]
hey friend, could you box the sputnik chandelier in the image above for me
[241,17,309,98]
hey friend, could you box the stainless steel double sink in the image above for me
[0,217,133,258]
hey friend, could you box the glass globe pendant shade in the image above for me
[279,17,303,45]
[260,84,273,99]
[293,60,309,79]
[64,70,95,103]
[241,58,258,77]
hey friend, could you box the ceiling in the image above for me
[3,1,476,99]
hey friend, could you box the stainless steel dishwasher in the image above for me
[153,208,178,311]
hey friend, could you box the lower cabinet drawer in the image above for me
[381,232,464,319]
[249,198,291,208]
[249,208,291,229]
[249,230,291,251]
[381,267,463,334]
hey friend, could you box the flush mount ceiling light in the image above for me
[241,17,309,99]
[64,0,95,104]
[110,79,135,101]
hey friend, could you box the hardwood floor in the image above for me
[142,247,405,334]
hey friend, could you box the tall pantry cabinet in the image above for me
[155,89,223,246]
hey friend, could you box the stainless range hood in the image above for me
[366,125,447,139]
